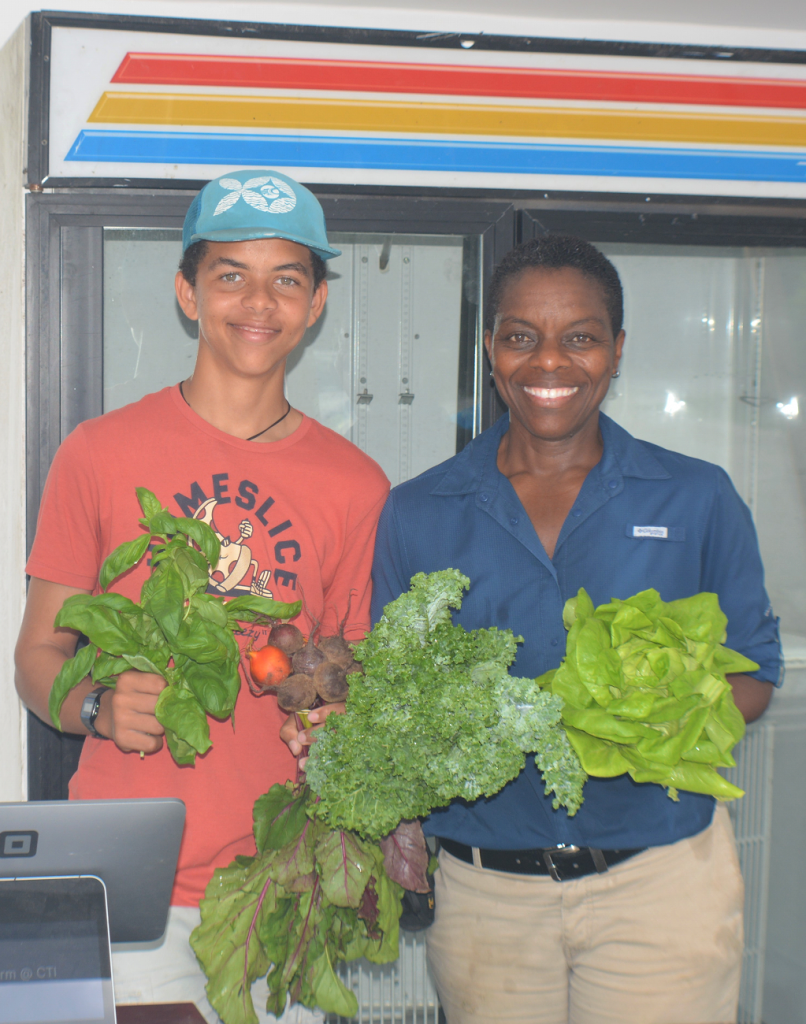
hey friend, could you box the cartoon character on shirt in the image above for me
[192,497,273,597]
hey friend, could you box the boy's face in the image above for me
[175,237,327,381]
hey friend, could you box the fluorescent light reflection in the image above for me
[777,397,799,420]
[664,391,686,416]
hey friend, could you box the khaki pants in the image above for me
[426,806,743,1024]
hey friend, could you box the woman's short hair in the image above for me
[178,239,327,290]
[486,235,624,336]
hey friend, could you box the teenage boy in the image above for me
[15,169,389,1023]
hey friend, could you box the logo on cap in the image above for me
[214,176,297,217]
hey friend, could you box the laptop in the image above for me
[0,874,116,1024]
[0,799,185,944]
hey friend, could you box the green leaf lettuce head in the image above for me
[48,488,302,766]
[537,587,754,802]
[305,570,586,839]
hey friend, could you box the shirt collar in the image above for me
[430,411,671,497]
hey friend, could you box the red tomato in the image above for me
[247,643,292,690]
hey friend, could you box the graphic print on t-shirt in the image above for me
[193,497,273,597]
[173,473,302,598]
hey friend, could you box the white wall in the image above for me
[0,21,28,803]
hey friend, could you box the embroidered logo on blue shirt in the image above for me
[626,524,686,542]
[633,525,668,538]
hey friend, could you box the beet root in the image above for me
[313,661,349,703]
[247,644,292,690]
[346,659,364,676]
[318,635,355,671]
[292,634,327,676]
[268,622,305,656]
[277,674,317,713]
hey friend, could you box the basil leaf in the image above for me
[174,517,221,571]
[173,546,211,595]
[49,643,99,729]
[191,593,228,628]
[156,686,211,756]
[180,658,235,718]
[148,563,185,639]
[163,727,198,767]
[91,651,129,683]
[136,487,163,521]
[122,653,165,677]
[149,510,178,536]
[225,594,302,622]
[173,618,230,664]
[56,602,141,656]
[99,533,151,591]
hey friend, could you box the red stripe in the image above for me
[112,53,806,109]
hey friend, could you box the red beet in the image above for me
[313,661,349,703]
[318,635,354,671]
[278,674,317,713]
[292,628,327,677]
[269,622,305,655]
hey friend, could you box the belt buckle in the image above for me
[542,845,581,882]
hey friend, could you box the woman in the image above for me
[365,236,779,1024]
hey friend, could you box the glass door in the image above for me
[523,209,806,1024]
[25,190,515,801]
[102,228,481,487]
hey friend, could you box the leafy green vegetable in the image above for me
[305,570,586,838]
[537,588,754,801]
[191,783,403,1024]
[49,488,301,764]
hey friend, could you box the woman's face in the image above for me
[485,266,625,444]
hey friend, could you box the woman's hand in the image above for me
[280,703,346,768]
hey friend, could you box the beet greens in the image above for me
[191,783,403,1023]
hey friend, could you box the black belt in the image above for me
[440,838,646,882]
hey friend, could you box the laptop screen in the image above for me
[0,876,115,1024]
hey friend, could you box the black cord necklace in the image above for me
[179,381,292,441]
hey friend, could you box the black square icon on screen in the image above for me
[0,831,38,857]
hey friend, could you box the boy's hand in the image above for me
[95,670,166,754]
[280,703,346,767]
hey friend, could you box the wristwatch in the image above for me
[80,686,109,739]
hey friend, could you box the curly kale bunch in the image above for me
[305,570,586,838]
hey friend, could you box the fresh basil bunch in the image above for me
[49,487,301,764]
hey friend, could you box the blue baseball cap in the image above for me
[182,169,341,260]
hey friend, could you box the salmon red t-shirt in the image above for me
[26,385,389,906]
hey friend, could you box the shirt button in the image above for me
[572,508,582,517]
[551,638,559,646]
[510,517,519,526]
[479,493,489,503]
[608,480,618,490]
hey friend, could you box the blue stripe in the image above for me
[65,130,806,182]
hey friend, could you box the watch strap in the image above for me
[80,685,109,739]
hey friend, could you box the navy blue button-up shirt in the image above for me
[371,413,781,851]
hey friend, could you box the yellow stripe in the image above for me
[89,92,806,148]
